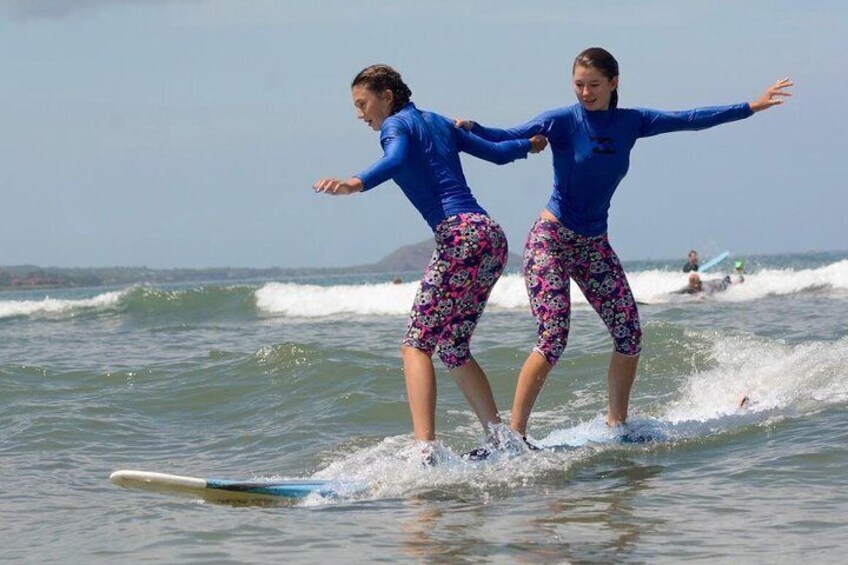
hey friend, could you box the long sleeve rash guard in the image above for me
[471,103,753,236]
[355,102,532,231]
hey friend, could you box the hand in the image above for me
[312,177,364,195]
[454,118,475,130]
[749,77,793,112]
[529,134,548,153]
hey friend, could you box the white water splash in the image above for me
[303,332,848,505]
[665,333,848,422]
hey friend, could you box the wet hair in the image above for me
[573,47,619,109]
[351,64,412,114]
[689,273,702,289]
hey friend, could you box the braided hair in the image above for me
[351,64,412,114]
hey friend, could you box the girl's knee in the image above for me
[437,341,470,369]
[402,343,433,361]
[535,338,566,367]
[614,327,642,356]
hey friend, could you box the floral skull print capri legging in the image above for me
[403,213,508,369]
[523,217,642,366]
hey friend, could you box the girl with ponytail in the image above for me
[314,64,547,461]
[458,47,792,443]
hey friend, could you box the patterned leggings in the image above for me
[524,218,642,366]
[403,213,508,369]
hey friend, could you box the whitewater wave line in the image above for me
[255,260,848,317]
[0,290,127,320]
[1,260,844,320]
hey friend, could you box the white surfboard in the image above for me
[110,470,362,504]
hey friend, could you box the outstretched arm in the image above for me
[639,77,794,137]
[455,116,548,142]
[456,127,547,165]
[749,77,793,112]
[313,127,410,196]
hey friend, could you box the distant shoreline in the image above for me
[2,247,845,292]
[0,265,375,292]
[0,239,522,291]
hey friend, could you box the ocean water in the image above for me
[2,251,847,564]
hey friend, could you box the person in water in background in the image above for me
[677,272,733,295]
[684,272,703,294]
[683,250,700,273]
[313,64,548,459]
[734,260,746,283]
[457,47,792,441]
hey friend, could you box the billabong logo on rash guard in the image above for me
[590,135,616,155]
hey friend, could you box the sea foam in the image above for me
[0,290,126,320]
[254,260,848,317]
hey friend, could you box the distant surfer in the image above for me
[676,258,748,295]
[457,47,792,440]
[676,272,733,295]
[733,260,746,283]
[683,250,700,273]
[683,272,704,294]
[313,64,547,459]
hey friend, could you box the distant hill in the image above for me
[369,239,523,273]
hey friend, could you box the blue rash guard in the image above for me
[355,102,532,230]
[471,103,754,236]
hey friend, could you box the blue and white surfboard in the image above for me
[110,470,361,504]
[699,250,731,273]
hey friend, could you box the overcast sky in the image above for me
[1,1,845,268]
